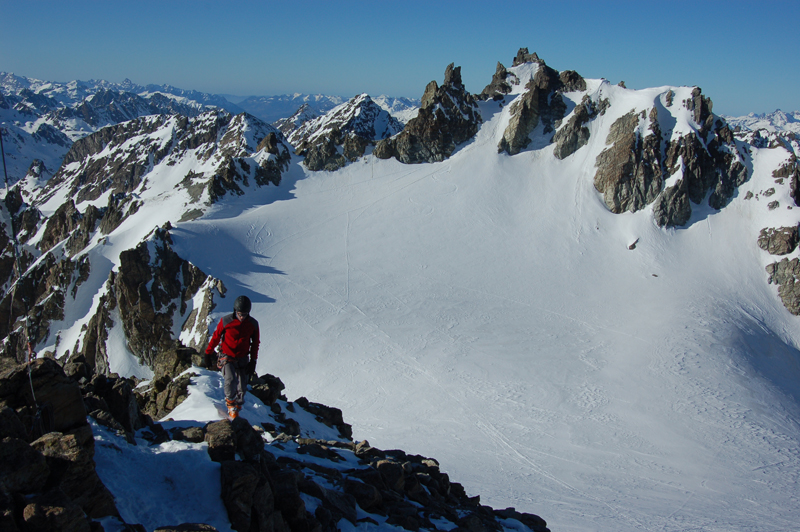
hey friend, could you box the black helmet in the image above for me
[234,295,252,314]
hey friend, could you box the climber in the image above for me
[205,295,260,419]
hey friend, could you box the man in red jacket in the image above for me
[205,295,260,419]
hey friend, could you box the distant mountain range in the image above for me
[722,109,800,134]
[0,72,419,183]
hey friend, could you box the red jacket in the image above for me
[206,313,260,360]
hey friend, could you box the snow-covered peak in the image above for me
[288,93,403,147]
[372,94,420,124]
[272,103,319,137]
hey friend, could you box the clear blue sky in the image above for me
[1,0,797,116]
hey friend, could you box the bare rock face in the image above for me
[589,87,746,228]
[376,63,482,164]
[0,358,86,436]
[767,258,800,315]
[113,225,215,368]
[652,184,692,228]
[559,70,587,93]
[594,108,664,213]
[135,347,202,421]
[512,47,540,66]
[0,252,80,362]
[497,57,567,155]
[303,132,347,172]
[774,155,800,206]
[686,86,714,132]
[32,426,119,519]
[553,94,600,159]
[0,436,50,493]
[758,226,800,255]
[479,62,514,100]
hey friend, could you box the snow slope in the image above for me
[19,67,800,530]
[157,89,800,530]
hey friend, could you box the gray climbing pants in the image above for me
[222,356,249,405]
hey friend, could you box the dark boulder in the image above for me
[248,373,286,406]
[0,437,50,494]
[0,358,86,436]
[31,426,119,519]
[22,488,91,532]
[205,420,236,463]
[220,461,261,532]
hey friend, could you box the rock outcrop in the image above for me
[496,50,580,156]
[0,358,120,530]
[375,64,482,164]
[594,108,664,213]
[767,258,800,315]
[553,94,601,160]
[479,62,514,100]
[198,407,550,532]
[758,225,800,255]
[586,87,748,227]
[105,224,221,369]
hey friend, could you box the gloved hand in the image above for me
[246,359,257,376]
[204,351,216,369]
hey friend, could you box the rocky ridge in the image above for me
[374,64,482,164]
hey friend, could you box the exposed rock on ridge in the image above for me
[272,103,318,137]
[588,88,747,227]
[35,110,291,209]
[375,64,482,164]
[758,225,800,256]
[493,49,587,156]
[1,351,552,532]
[767,258,800,315]
[594,108,664,214]
[91,224,222,371]
[0,358,120,530]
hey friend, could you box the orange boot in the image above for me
[226,399,239,419]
